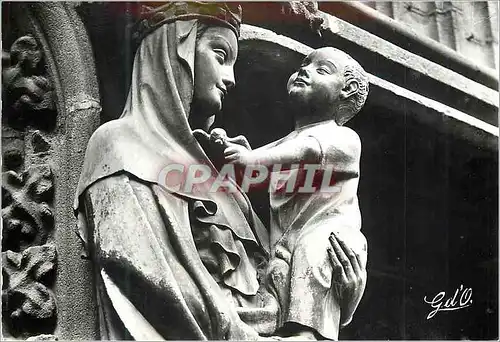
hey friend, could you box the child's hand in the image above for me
[224,143,252,166]
[210,128,252,151]
[209,128,229,149]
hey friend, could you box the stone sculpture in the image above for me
[213,46,369,340]
[2,36,55,130]
[2,35,58,339]
[74,2,367,340]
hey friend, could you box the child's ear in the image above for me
[340,80,359,100]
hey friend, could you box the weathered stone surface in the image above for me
[31,131,51,154]
[1,21,59,340]
[2,147,24,172]
[318,2,498,90]
[2,35,56,130]
[2,165,54,253]
[26,334,58,341]
[16,3,102,339]
[241,1,327,35]
[238,25,498,151]
[316,12,498,112]
[2,245,57,338]
[240,5,499,126]
[2,128,25,172]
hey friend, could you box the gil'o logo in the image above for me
[157,163,342,194]
[423,285,473,319]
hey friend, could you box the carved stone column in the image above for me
[2,3,101,340]
[2,33,58,340]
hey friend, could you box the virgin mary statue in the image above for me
[74,2,366,340]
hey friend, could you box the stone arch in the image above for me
[3,3,101,339]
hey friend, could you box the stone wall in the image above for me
[2,3,100,339]
[361,1,498,70]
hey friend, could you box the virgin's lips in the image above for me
[293,77,310,85]
[217,86,227,97]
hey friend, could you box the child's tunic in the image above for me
[265,120,367,340]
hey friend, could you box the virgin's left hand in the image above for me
[327,232,367,327]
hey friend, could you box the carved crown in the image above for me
[134,2,242,42]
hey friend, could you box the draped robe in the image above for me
[74,20,278,340]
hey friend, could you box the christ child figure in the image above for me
[214,47,370,340]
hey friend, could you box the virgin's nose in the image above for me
[297,66,310,78]
[222,66,235,90]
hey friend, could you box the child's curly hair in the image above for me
[334,50,369,126]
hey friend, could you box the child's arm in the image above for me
[224,136,322,170]
[313,126,361,174]
[224,126,361,173]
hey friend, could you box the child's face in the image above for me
[287,48,346,110]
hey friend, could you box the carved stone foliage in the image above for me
[2,33,58,339]
[2,246,57,337]
[1,164,57,339]
[2,35,56,130]
[241,1,327,36]
[2,129,25,173]
[285,1,327,33]
[2,165,54,253]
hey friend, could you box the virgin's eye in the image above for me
[214,49,227,63]
[317,67,331,75]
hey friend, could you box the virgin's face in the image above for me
[193,26,238,116]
